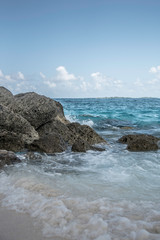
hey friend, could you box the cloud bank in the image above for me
[0,65,160,98]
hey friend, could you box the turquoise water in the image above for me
[59,97,160,137]
[0,98,160,240]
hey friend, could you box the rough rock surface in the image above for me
[28,133,66,153]
[0,87,15,109]
[0,104,39,151]
[0,150,21,168]
[118,134,160,151]
[13,92,68,129]
[67,122,106,145]
[37,121,106,147]
[0,87,106,153]
[71,138,105,153]
[72,138,90,152]
[37,120,75,144]
[0,130,25,152]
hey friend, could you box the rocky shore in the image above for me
[0,86,160,168]
[0,86,106,168]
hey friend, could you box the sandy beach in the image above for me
[0,206,46,240]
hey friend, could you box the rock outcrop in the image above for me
[0,150,21,168]
[13,92,68,129]
[0,87,15,109]
[28,133,66,153]
[67,123,105,145]
[0,104,39,151]
[118,134,160,151]
[0,87,106,154]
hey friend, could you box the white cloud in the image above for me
[56,66,76,81]
[17,71,25,80]
[148,78,159,85]
[91,72,106,82]
[91,72,123,90]
[149,65,160,74]
[5,75,12,81]
[44,80,56,88]
[80,81,90,92]
[134,78,144,87]
[40,72,46,79]
[1,66,160,98]
[148,65,160,86]
[149,67,157,73]
[91,72,110,90]
[0,69,4,78]
[113,79,123,88]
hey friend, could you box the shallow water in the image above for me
[0,98,160,240]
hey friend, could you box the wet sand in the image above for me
[0,207,46,240]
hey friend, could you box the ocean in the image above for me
[0,98,160,240]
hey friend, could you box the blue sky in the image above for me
[0,0,160,97]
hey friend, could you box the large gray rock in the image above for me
[118,134,160,151]
[28,133,66,153]
[0,87,106,153]
[0,130,25,152]
[13,92,68,129]
[37,120,76,144]
[38,121,106,147]
[0,87,15,109]
[0,150,21,168]
[67,122,106,145]
[0,104,39,151]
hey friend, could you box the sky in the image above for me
[0,0,160,98]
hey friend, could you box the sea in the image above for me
[0,98,160,240]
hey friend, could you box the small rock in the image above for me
[90,146,105,152]
[25,151,43,160]
[119,126,134,130]
[0,150,21,168]
[118,134,159,151]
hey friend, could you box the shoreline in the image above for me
[0,205,47,240]
[0,202,70,240]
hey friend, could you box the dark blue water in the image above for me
[0,98,160,240]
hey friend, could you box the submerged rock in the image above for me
[0,150,21,168]
[118,134,160,151]
[119,126,134,130]
[25,151,43,160]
